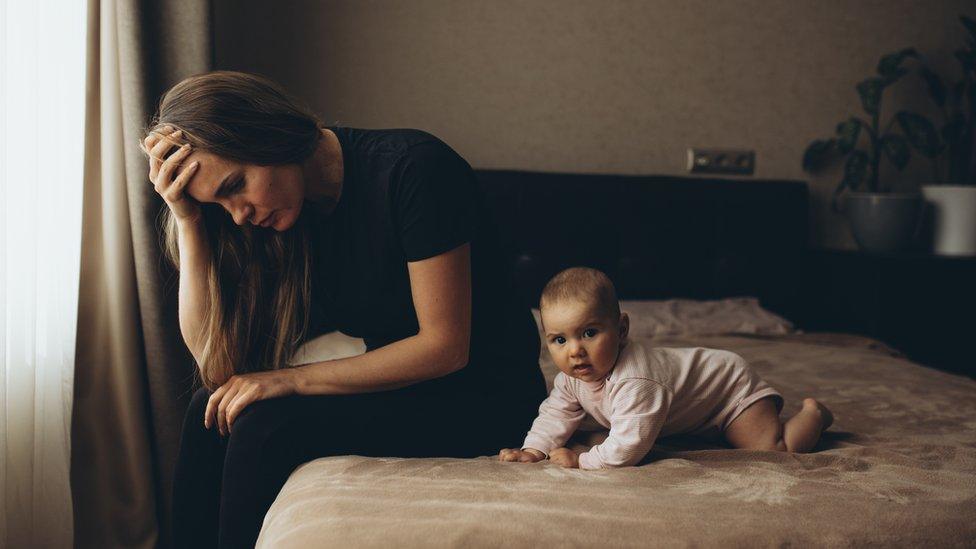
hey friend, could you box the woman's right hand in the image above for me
[498,448,547,463]
[142,126,202,222]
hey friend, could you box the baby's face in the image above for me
[541,299,629,383]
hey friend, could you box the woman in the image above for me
[141,71,546,548]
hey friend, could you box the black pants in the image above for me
[171,370,544,548]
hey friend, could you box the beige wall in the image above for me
[214,0,973,249]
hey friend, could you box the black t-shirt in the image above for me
[307,126,543,392]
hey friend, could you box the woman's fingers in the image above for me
[148,129,184,181]
[141,125,173,157]
[146,126,179,148]
[204,383,230,431]
[142,126,170,151]
[225,387,257,433]
[217,384,242,436]
[154,143,192,191]
[166,160,200,202]
[156,144,193,195]
[147,127,179,160]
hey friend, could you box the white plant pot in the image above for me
[921,185,976,257]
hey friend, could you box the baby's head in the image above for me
[539,267,630,382]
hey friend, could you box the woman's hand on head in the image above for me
[204,369,300,436]
[498,448,547,463]
[141,126,203,222]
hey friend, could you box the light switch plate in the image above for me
[687,148,755,175]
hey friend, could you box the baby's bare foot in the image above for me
[802,398,834,431]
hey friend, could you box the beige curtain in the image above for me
[72,1,212,547]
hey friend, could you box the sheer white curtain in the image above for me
[0,0,87,547]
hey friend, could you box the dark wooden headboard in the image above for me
[473,169,809,323]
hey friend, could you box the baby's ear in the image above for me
[618,312,630,343]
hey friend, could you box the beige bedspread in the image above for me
[257,332,976,548]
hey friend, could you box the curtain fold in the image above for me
[71,1,212,547]
[71,1,158,547]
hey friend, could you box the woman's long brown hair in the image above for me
[142,70,324,390]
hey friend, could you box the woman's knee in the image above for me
[225,396,301,453]
[175,387,223,462]
[225,393,378,460]
[187,386,212,418]
[179,387,214,438]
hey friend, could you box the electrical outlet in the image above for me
[687,148,755,175]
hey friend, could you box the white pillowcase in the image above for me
[622,297,794,337]
[531,297,793,340]
[288,330,366,366]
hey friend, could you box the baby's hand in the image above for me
[549,447,579,469]
[498,448,546,463]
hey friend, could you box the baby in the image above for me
[499,267,833,469]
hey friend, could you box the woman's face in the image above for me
[182,149,306,231]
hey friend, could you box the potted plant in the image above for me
[912,15,976,256]
[803,49,925,253]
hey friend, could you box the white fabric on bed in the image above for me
[288,330,366,366]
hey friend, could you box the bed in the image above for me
[260,171,976,547]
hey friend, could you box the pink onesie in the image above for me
[521,340,783,469]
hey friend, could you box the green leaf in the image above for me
[918,66,946,107]
[857,78,884,115]
[835,119,861,153]
[880,67,909,86]
[877,48,916,77]
[830,153,862,213]
[896,111,943,157]
[881,134,910,170]
[802,139,836,172]
[842,150,869,192]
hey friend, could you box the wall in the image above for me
[214,0,974,249]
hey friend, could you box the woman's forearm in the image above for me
[289,332,468,395]
[176,215,213,361]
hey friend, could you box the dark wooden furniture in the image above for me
[798,249,976,378]
[473,169,809,322]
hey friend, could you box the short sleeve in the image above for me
[392,140,478,262]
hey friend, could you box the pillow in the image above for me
[619,297,794,337]
[289,331,366,366]
[531,297,794,339]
